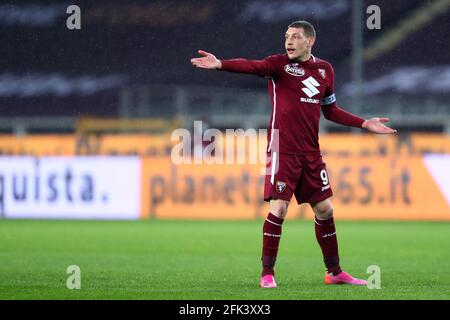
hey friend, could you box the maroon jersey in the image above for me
[220,54,365,155]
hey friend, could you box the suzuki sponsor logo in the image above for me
[301,97,320,104]
[301,76,320,97]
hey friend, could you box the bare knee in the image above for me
[270,200,289,219]
[316,206,333,220]
[311,198,334,220]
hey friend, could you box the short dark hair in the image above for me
[288,20,316,38]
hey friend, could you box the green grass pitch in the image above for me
[0,219,449,300]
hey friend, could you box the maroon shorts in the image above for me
[264,152,333,204]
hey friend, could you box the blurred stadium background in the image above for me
[0,0,450,300]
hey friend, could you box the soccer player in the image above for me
[191,21,396,288]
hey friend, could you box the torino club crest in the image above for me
[276,181,286,193]
[318,68,326,79]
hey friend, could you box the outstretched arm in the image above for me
[322,104,397,134]
[321,65,396,134]
[191,50,276,77]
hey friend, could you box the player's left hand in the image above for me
[362,117,397,134]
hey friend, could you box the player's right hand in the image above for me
[191,50,222,70]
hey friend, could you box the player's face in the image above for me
[285,28,315,61]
